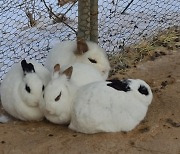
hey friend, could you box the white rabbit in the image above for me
[40,63,104,124]
[0,59,51,121]
[69,79,153,134]
[45,39,110,79]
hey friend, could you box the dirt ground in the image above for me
[0,50,180,153]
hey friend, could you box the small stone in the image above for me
[139,126,150,133]
[167,46,173,50]
[48,134,53,137]
[174,37,179,42]
[162,42,168,47]
[129,141,135,146]
[161,81,168,87]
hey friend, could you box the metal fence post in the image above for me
[90,0,98,43]
[77,0,91,40]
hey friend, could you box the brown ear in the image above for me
[74,39,88,55]
[54,64,60,73]
[63,66,73,79]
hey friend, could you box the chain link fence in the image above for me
[0,0,180,80]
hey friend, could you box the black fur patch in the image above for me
[138,85,149,96]
[88,58,97,63]
[107,79,131,92]
[21,60,35,74]
[42,85,45,91]
[25,84,31,93]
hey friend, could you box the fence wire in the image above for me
[0,0,180,80]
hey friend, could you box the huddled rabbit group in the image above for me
[0,39,153,134]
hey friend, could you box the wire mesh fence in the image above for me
[0,0,180,80]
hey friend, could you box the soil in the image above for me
[0,51,180,153]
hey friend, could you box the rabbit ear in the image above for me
[74,39,88,55]
[54,64,60,73]
[21,59,35,75]
[52,64,61,79]
[63,66,73,79]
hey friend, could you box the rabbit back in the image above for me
[45,41,76,72]
[64,63,104,87]
[69,80,152,134]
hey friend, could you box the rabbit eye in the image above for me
[88,58,97,63]
[138,85,149,96]
[42,85,45,91]
[55,92,61,102]
[25,84,31,93]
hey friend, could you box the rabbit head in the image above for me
[123,79,153,106]
[74,39,110,79]
[42,64,75,124]
[19,60,45,107]
[107,79,152,106]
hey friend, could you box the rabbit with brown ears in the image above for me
[40,62,105,124]
[45,39,111,80]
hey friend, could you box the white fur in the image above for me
[0,60,51,121]
[40,74,77,124]
[40,63,104,124]
[45,40,110,79]
[69,79,153,134]
[0,115,10,123]
[61,63,104,87]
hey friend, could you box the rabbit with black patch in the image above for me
[0,59,50,121]
[69,79,153,134]
[40,63,104,124]
[45,39,110,79]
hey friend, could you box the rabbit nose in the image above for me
[45,106,55,115]
[31,102,39,107]
[102,70,106,74]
